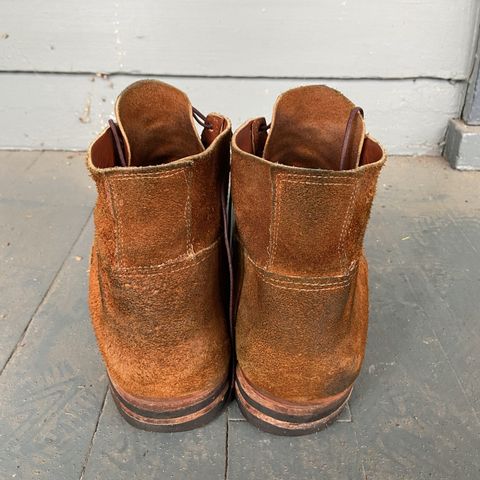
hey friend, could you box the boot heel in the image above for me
[110,376,230,432]
[235,368,351,436]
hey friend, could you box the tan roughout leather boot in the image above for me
[232,85,386,435]
[87,80,232,431]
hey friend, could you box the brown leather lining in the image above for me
[235,118,268,156]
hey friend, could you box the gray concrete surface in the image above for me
[0,152,479,479]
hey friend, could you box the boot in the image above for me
[231,85,386,435]
[87,80,232,431]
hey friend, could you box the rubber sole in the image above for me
[110,376,230,432]
[235,368,352,436]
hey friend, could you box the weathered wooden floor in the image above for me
[0,151,479,479]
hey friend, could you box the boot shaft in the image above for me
[232,85,385,277]
[87,80,231,271]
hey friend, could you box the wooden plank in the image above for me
[0,73,465,154]
[0,264,53,370]
[351,265,480,479]
[365,155,480,267]
[0,151,477,479]
[0,151,94,368]
[0,151,94,269]
[356,159,480,478]
[0,150,40,176]
[366,156,480,417]
[0,0,477,79]
[408,264,480,416]
[227,400,245,422]
[0,220,109,480]
[81,394,227,480]
[227,420,363,479]
[0,202,92,268]
[366,157,480,416]
[1,150,94,208]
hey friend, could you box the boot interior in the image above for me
[91,80,227,169]
[236,85,383,171]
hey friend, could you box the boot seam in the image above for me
[182,168,195,256]
[268,172,358,274]
[245,249,357,290]
[112,238,220,277]
[339,178,359,270]
[106,166,194,269]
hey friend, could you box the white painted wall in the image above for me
[0,0,479,153]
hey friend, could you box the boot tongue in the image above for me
[115,80,204,167]
[263,85,365,171]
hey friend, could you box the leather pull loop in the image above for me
[108,119,127,167]
[339,107,364,171]
[192,106,213,130]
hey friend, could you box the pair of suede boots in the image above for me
[87,80,385,436]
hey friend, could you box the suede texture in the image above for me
[232,85,386,403]
[87,80,231,400]
[263,85,365,171]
